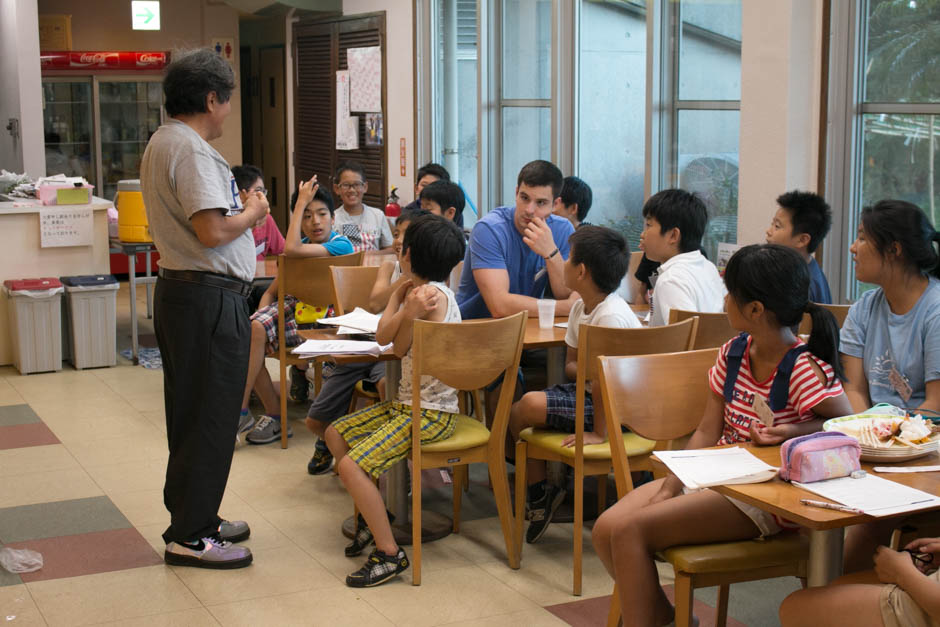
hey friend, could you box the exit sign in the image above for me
[131,1,160,30]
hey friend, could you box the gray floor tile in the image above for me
[0,405,41,427]
[0,496,131,543]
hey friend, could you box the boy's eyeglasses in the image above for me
[337,182,366,191]
[249,186,268,197]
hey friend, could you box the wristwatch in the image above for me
[544,248,560,260]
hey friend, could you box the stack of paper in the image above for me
[653,447,779,489]
[291,339,392,358]
[318,308,381,334]
[795,474,940,517]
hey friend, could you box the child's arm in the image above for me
[376,279,411,349]
[875,543,940,621]
[258,275,278,310]
[563,345,578,381]
[368,260,408,313]
[841,353,872,413]
[387,284,446,357]
[284,177,331,258]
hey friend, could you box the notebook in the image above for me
[794,474,940,517]
[317,307,381,333]
[652,447,778,489]
[291,339,392,358]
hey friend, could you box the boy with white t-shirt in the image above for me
[332,160,394,252]
[640,188,726,326]
[509,226,640,543]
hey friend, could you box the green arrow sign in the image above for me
[131,1,160,30]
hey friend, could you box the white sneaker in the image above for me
[164,536,253,569]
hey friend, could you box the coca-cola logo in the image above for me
[71,52,119,66]
[137,53,164,65]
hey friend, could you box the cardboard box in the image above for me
[39,15,72,51]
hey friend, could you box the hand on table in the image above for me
[748,421,797,445]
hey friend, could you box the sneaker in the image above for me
[346,547,409,587]
[219,519,250,543]
[525,484,566,544]
[235,410,255,443]
[289,365,310,403]
[345,513,375,557]
[246,415,292,445]
[307,447,334,475]
[164,536,253,569]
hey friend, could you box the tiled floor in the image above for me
[0,282,798,626]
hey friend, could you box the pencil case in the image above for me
[778,431,861,483]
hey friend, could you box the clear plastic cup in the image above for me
[537,299,556,329]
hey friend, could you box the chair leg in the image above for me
[412,460,422,586]
[490,445,520,570]
[574,461,584,596]
[606,586,621,627]
[313,361,323,397]
[452,465,466,533]
[513,440,528,566]
[597,473,608,514]
[715,583,730,627]
[279,360,289,449]
[674,572,694,627]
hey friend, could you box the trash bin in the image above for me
[60,275,119,370]
[2,278,64,375]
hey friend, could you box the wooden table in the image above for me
[688,444,940,586]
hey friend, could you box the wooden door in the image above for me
[260,46,288,230]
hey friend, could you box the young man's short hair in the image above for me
[560,176,593,222]
[402,214,466,283]
[163,49,235,117]
[334,160,367,183]
[419,180,465,222]
[232,164,263,192]
[642,189,708,253]
[416,163,450,183]
[397,208,431,226]
[290,186,336,217]
[569,226,629,293]
[776,190,832,253]
[517,160,564,199]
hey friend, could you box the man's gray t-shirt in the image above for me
[140,119,255,282]
[840,277,940,408]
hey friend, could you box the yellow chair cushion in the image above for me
[421,414,490,453]
[354,380,380,399]
[662,533,809,574]
[520,427,656,460]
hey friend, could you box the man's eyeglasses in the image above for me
[249,186,268,197]
[337,182,366,191]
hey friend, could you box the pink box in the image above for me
[38,183,94,206]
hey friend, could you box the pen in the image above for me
[800,499,865,514]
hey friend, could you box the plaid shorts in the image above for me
[250,295,299,351]
[544,383,594,433]
[333,401,457,478]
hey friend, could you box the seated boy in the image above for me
[323,213,466,587]
[508,226,640,543]
[401,162,450,214]
[640,189,725,326]
[239,177,354,445]
[233,164,285,311]
[552,176,593,229]
[304,210,429,474]
[765,190,833,304]
[333,160,394,252]
[419,179,465,224]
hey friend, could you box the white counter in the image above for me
[0,196,112,366]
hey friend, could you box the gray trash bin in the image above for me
[60,275,119,369]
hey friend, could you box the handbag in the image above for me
[778,431,861,483]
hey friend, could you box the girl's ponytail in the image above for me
[805,303,846,384]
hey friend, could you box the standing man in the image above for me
[141,49,269,569]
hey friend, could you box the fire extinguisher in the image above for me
[385,187,401,217]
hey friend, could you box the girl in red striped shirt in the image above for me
[592,244,853,627]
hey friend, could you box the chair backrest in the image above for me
[410,312,527,459]
[449,259,464,293]
[798,303,852,335]
[669,308,735,349]
[277,251,364,308]
[330,265,380,315]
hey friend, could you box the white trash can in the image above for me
[3,278,64,375]
[61,275,119,369]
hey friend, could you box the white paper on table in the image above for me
[318,307,381,333]
[794,474,940,517]
[347,46,382,112]
[554,322,569,329]
[652,447,778,490]
[873,465,940,474]
[291,339,391,358]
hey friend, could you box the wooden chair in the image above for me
[798,302,852,335]
[598,349,809,627]
[513,317,699,596]
[669,308,736,349]
[276,251,363,448]
[330,265,383,413]
[449,259,464,293]
[409,311,527,585]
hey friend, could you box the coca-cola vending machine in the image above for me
[41,51,169,201]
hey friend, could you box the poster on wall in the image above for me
[336,70,359,150]
[347,46,382,112]
[365,113,383,147]
[39,207,93,248]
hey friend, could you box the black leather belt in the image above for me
[158,268,252,297]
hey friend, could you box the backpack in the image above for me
[722,333,808,411]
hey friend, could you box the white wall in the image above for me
[0,0,45,177]
[343,0,413,198]
[738,0,823,246]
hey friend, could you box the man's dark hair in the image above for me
[397,208,431,226]
[416,162,450,183]
[334,160,367,183]
[290,186,335,217]
[560,176,593,222]
[232,165,263,192]
[641,189,708,253]
[569,226,629,293]
[419,180,465,222]
[163,49,236,117]
[517,160,564,199]
[776,190,832,253]
[402,214,466,282]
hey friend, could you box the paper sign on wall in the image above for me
[40,207,93,248]
[336,70,358,150]
[347,46,382,112]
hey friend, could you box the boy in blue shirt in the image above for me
[239,177,354,444]
[765,190,833,304]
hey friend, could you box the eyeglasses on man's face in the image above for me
[249,185,268,197]
[337,181,366,191]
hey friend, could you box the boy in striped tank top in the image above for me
[592,244,853,627]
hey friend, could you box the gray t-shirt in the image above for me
[840,277,940,408]
[140,119,255,282]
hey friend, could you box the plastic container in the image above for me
[38,182,94,206]
[2,278,64,374]
[116,179,151,242]
[60,275,119,369]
